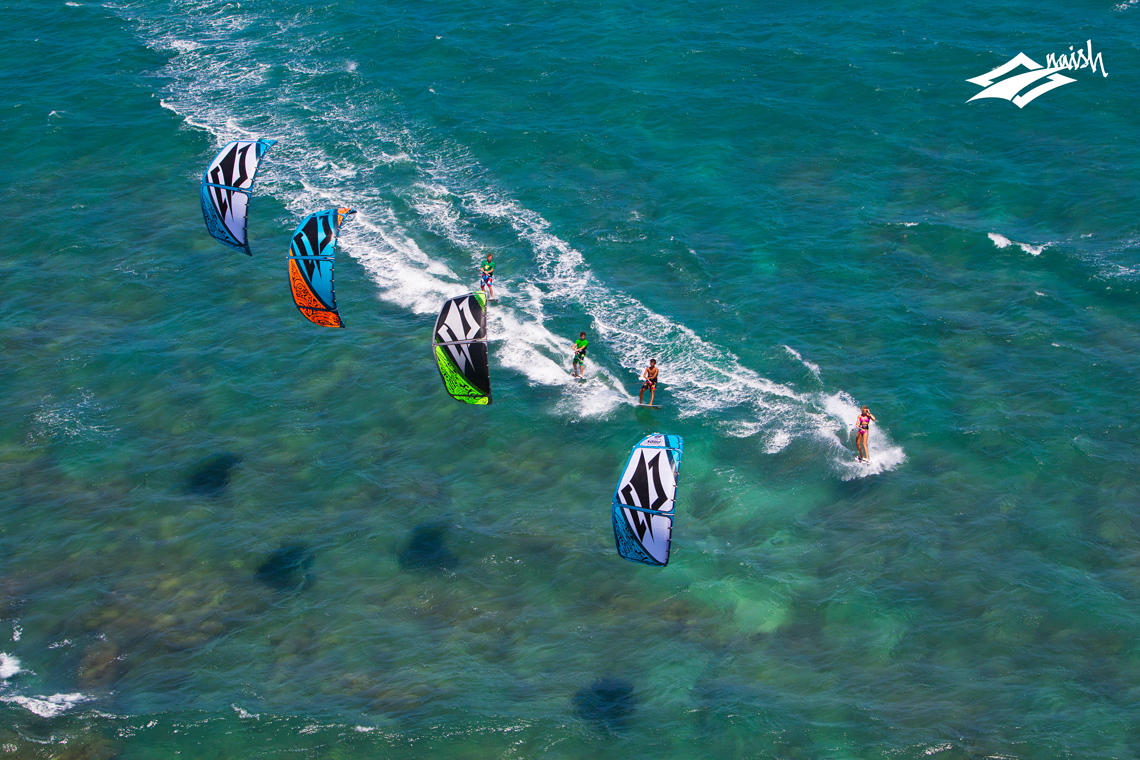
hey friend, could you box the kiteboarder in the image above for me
[854,406,876,462]
[572,331,588,378]
[480,253,495,301]
[638,359,659,406]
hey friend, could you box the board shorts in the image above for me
[481,273,493,286]
[573,354,586,366]
[641,378,657,390]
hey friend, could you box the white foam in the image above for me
[725,420,764,438]
[988,232,1049,256]
[1,655,91,718]
[232,703,259,720]
[0,653,22,680]
[346,212,463,315]
[411,182,482,253]
[988,232,1013,249]
[765,430,792,454]
[489,287,633,416]
[377,151,412,164]
[12,626,20,642]
[923,742,955,756]
[0,693,89,718]
[783,345,821,378]
[166,39,201,54]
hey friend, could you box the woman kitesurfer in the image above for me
[854,406,876,462]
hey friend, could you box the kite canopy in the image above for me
[612,433,683,567]
[432,292,491,405]
[287,207,355,328]
[200,139,275,255]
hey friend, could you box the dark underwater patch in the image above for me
[256,545,314,591]
[398,524,458,572]
[573,677,636,733]
[187,452,241,497]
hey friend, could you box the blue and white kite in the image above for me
[612,433,683,567]
[200,139,275,255]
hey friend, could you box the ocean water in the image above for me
[1,0,1139,756]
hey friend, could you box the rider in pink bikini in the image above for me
[855,406,876,462]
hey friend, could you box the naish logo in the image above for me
[967,40,1107,108]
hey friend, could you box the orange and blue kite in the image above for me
[287,207,355,328]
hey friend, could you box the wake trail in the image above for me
[117,0,903,476]
[122,0,632,415]
[411,171,906,474]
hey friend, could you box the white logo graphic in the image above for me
[967,40,1107,108]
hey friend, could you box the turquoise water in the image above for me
[2,0,1139,756]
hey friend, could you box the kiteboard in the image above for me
[637,404,661,409]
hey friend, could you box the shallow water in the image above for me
[1,0,1139,757]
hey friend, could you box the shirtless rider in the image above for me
[639,359,659,406]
